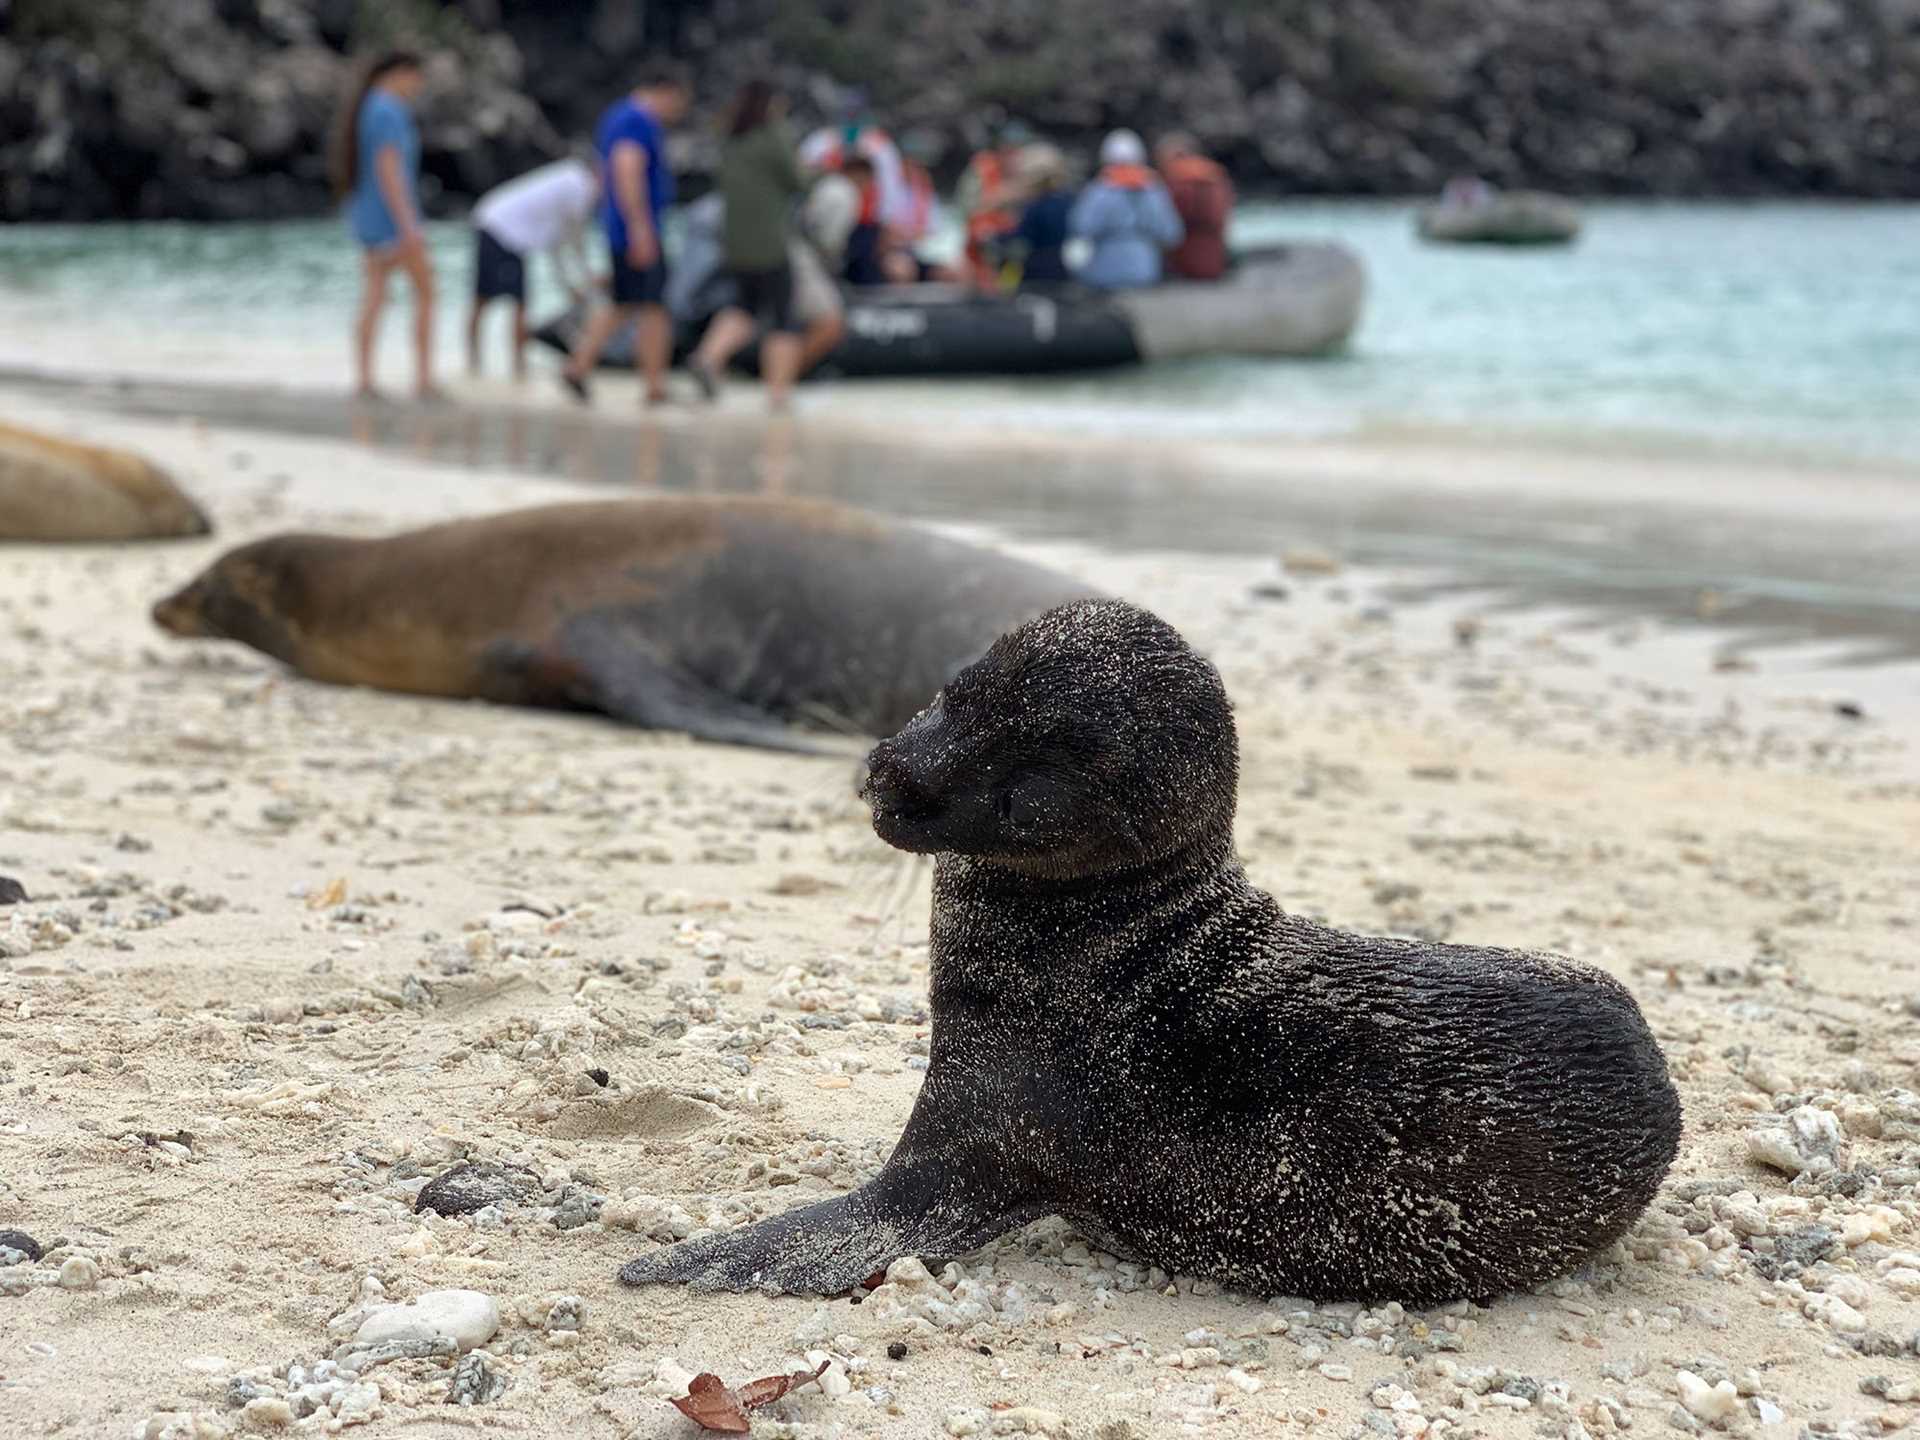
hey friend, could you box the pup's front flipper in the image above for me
[619,1186,1039,1296]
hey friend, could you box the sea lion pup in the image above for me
[151,497,1095,753]
[0,422,210,542]
[620,598,1683,1303]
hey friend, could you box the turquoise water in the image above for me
[0,200,1915,461]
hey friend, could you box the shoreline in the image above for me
[6,364,1920,737]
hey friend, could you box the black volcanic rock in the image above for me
[3,0,1917,222]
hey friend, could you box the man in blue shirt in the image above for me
[561,62,691,405]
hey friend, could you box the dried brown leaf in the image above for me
[668,1361,829,1432]
[668,1373,750,1433]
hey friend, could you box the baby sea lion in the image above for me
[151,497,1095,753]
[0,422,210,541]
[620,598,1683,1303]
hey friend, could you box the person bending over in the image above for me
[468,156,598,379]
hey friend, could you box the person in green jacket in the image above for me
[687,80,809,411]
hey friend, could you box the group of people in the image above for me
[960,122,1235,292]
[329,54,1237,408]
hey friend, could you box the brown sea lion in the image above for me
[620,599,1682,1302]
[0,422,211,541]
[151,497,1097,752]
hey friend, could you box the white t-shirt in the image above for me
[474,159,598,255]
[802,172,861,264]
[798,126,914,231]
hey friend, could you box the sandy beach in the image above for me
[3,382,1919,1439]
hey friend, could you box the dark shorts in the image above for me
[729,264,802,335]
[610,251,669,306]
[473,228,526,301]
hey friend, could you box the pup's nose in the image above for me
[860,740,926,814]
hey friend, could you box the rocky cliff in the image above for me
[4,0,1917,222]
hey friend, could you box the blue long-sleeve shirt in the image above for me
[1068,176,1183,289]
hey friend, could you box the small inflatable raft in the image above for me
[536,245,1364,379]
[1417,192,1582,246]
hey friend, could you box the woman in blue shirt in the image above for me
[328,51,437,400]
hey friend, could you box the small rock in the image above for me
[414,1163,536,1217]
[1817,1273,1871,1309]
[225,1376,265,1409]
[447,1351,507,1406]
[1677,1370,1739,1424]
[1862,1374,1920,1403]
[1746,1107,1850,1176]
[544,1295,584,1332]
[58,1255,101,1290]
[1750,1397,1785,1424]
[947,1408,990,1437]
[0,1229,44,1263]
[992,1407,1065,1435]
[242,1396,294,1427]
[1804,1293,1867,1332]
[353,1289,499,1353]
[550,1189,603,1231]
[0,877,27,905]
[887,1342,909,1361]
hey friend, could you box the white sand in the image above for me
[2,387,1918,1438]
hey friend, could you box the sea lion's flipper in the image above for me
[489,623,846,756]
[618,1180,1039,1296]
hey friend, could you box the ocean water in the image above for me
[0,200,1916,463]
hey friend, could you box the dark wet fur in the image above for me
[149,498,1095,751]
[621,599,1683,1304]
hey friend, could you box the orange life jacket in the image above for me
[1161,154,1234,280]
[1097,163,1157,191]
[963,148,1022,282]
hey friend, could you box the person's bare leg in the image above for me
[354,251,394,398]
[466,295,485,376]
[760,332,802,412]
[799,311,845,375]
[511,301,529,382]
[636,304,671,404]
[692,307,755,376]
[400,245,438,399]
[561,303,636,400]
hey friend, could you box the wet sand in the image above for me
[2,382,1918,1437]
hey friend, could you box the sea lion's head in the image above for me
[150,536,325,665]
[862,599,1238,879]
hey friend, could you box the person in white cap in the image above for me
[1068,128,1183,289]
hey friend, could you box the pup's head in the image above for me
[861,599,1237,880]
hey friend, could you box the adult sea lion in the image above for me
[0,422,210,541]
[151,497,1096,753]
[620,598,1683,1303]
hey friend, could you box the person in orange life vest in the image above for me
[1155,132,1235,282]
[798,93,912,232]
[880,130,960,283]
[837,156,890,286]
[1068,129,1183,289]
[958,117,1034,286]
